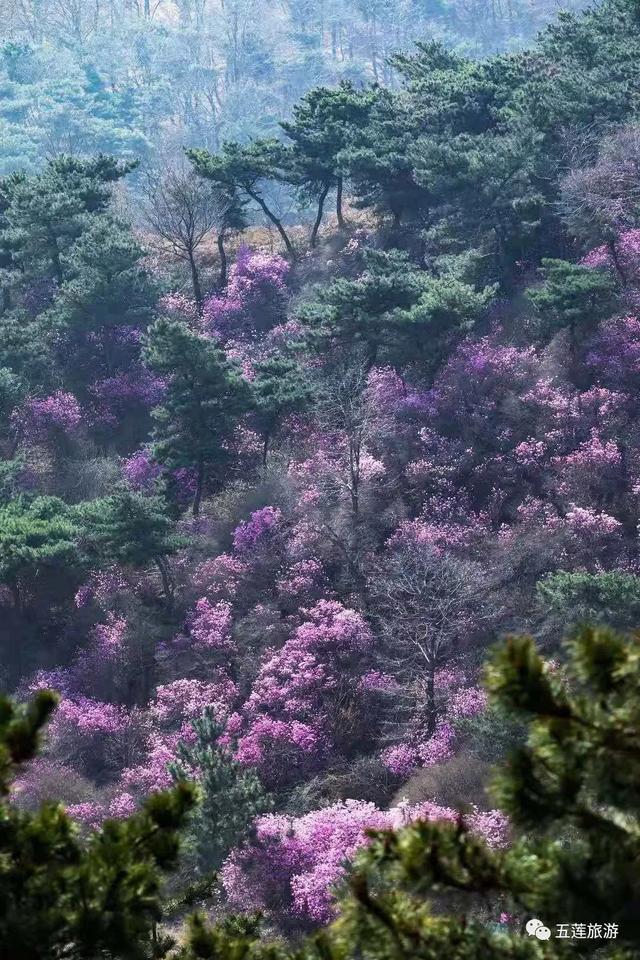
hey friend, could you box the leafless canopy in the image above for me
[560,125,640,244]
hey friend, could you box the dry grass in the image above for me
[392,752,493,810]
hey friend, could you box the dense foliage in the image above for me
[0,689,194,959]
[175,625,640,958]
[4,0,640,951]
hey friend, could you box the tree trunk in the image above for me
[336,176,345,228]
[188,248,203,313]
[10,580,21,615]
[262,431,270,468]
[608,238,628,285]
[425,655,437,736]
[217,230,228,287]
[247,189,295,258]
[154,556,174,609]
[349,436,360,515]
[311,182,330,248]
[192,461,206,517]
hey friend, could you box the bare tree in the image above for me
[141,164,241,310]
[369,542,491,738]
[561,125,640,280]
[314,349,373,517]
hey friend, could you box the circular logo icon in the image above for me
[526,919,543,936]
[535,926,551,941]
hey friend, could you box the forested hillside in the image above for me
[0,0,583,174]
[3,0,640,955]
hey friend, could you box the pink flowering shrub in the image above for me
[68,614,129,700]
[120,732,180,793]
[235,717,329,785]
[276,559,327,609]
[381,721,456,776]
[53,696,130,737]
[66,801,106,830]
[190,553,248,602]
[203,246,290,340]
[582,229,640,282]
[49,696,132,778]
[74,567,129,610]
[552,430,623,504]
[587,315,640,391]
[434,337,539,425]
[121,449,162,491]
[89,368,165,424]
[12,390,82,442]
[149,676,237,727]
[108,791,137,819]
[188,598,235,652]
[158,291,199,323]
[235,601,375,786]
[222,799,509,926]
[495,496,627,578]
[233,506,283,554]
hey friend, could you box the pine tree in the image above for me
[188,140,295,257]
[299,248,493,371]
[0,689,195,960]
[170,711,273,873]
[48,214,157,393]
[526,259,619,350]
[0,495,79,611]
[142,318,252,516]
[0,155,133,290]
[251,355,312,465]
[76,488,183,605]
[280,83,378,243]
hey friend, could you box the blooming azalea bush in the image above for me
[12,391,83,443]
[222,798,509,926]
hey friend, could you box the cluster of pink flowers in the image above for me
[158,291,200,323]
[120,733,181,794]
[388,515,486,555]
[75,568,129,609]
[13,390,83,441]
[149,676,236,726]
[53,696,131,736]
[587,315,640,388]
[191,553,248,601]
[276,558,326,606]
[232,506,283,553]
[89,369,166,424]
[358,670,398,692]
[222,798,509,925]
[234,601,373,785]
[381,722,456,776]
[121,449,162,490]
[582,229,640,280]
[203,247,290,340]
[188,598,234,651]
[235,717,329,773]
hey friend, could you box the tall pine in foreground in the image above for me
[177,625,640,959]
[0,690,194,960]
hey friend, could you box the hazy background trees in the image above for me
[0,0,585,180]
